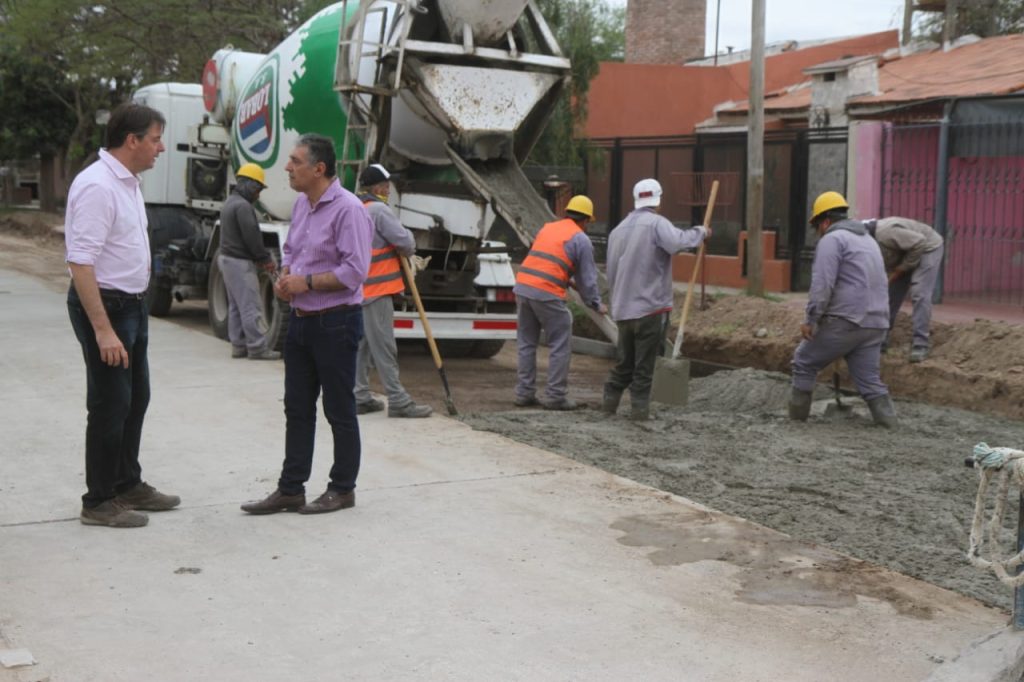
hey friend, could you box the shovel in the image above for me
[823,360,854,418]
[399,256,458,416]
[651,180,719,406]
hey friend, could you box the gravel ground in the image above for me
[463,368,1024,610]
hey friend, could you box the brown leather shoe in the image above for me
[298,489,355,514]
[241,489,306,515]
[116,482,180,511]
[81,500,148,528]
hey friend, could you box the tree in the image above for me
[529,0,626,168]
[0,44,77,211]
[917,0,1024,41]
[0,0,336,197]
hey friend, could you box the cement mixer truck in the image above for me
[133,0,583,357]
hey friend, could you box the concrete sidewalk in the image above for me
[0,268,1006,681]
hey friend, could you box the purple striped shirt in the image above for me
[282,179,373,310]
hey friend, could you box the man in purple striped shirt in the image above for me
[242,134,373,515]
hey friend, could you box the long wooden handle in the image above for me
[399,256,444,370]
[671,180,719,360]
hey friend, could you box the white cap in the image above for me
[633,178,662,209]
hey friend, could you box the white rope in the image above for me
[966,443,1024,587]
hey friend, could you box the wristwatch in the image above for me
[305,274,313,291]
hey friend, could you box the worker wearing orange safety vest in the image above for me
[513,195,606,410]
[353,164,432,418]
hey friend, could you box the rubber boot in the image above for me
[866,394,899,428]
[602,387,623,415]
[788,388,812,421]
[629,399,650,422]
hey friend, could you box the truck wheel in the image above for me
[207,249,229,340]
[145,284,173,317]
[435,340,476,358]
[260,249,290,351]
[470,340,505,359]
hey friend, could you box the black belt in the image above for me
[99,288,146,300]
[293,303,360,317]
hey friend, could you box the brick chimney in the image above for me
[626,0,707,64]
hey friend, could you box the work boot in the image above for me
[248,348,281,361]
[602,388,623,415]
[629,400,651,422]
[231,345,247,359]
[909,347,929,363]
[298,489,355,514]
[80,500,148,528]
[388,402,433,418]
[789,388,813,421]
[115,481,181,511]
[866,394,899,428]
[357,398,385,415]
[514,395,539,408]
[540,397,579,411]
[240,489,306,515]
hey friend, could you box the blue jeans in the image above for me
[279,307,363,495]
[67,287,150,508]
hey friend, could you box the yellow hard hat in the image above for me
[236,162,266,187]
[809,191,849,224]
[565,195,595,219]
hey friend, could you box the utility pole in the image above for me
[746,0,765,296]
[902,0,914,46]
[944,0,959,45]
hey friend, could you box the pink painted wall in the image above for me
[851,121,885,219]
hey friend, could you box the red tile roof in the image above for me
[849,34,1024,107]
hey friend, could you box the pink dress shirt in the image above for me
[65,150,151,293]
[282,179,372,310]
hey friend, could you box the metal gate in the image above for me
[879,98,1024,307]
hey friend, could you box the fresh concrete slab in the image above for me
[0,268,1009,681]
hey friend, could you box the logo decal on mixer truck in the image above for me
[235,56,279,166]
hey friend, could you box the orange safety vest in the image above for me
[362,198,405,299]
[515,218,582,299]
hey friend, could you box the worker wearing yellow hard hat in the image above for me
[513,194,607,410]
[217,161,279,360]
[790,191,897,427]
[235,162,266,187]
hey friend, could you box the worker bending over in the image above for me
[513,195,606,410]
[354,164,432,418]
[603,178,709,421]
[865,217,944,363]
[791,191,897,427]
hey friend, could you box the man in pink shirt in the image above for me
[66,103,181,528]
[242,134,373,515]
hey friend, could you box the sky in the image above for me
[609,0,907,55]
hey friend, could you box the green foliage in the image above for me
[529,0,625,168]
[916,0,1024,40]
[0,0,335,173]
[0,44,76,160]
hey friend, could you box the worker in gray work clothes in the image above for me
[603,178,709,421]
[791,191,897,427]
[864,217,945,363]
[513,194,607,411]
[218,162,279,360]
[353,163,432,418]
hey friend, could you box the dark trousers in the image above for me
[67,287,150,508]
[604,312,668,401]
[280,308,363,495]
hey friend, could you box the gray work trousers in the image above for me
[888,244,943,350]
[792,316,889,401]
[354,295,412,408]
[604,312,668,401]
[217,254,269,352]
[515,295,573,401]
